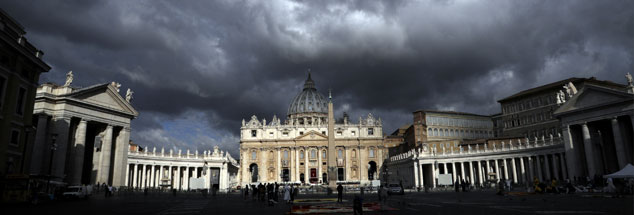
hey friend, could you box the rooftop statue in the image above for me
[126,88,133,102]
[64,70,73,87]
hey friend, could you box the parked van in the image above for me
[62,185,92,199]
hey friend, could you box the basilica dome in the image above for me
[287,73,328,118]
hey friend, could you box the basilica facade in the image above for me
[239,74,386,186]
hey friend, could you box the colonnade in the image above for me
[413,153,568,188]
[127,163,229,191]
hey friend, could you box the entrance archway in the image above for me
[368,161,377,180]
[322,173,327,184]
[249,163,258,183]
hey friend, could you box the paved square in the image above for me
[3,190,632,215]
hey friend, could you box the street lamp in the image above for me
[46,133,58,194]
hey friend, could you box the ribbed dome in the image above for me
[288,73,328,116]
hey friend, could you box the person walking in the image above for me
[244,186,249,200]
[337,184,344,203]
[284,185,291,204]
[290,185,295,203]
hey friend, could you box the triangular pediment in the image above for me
[555,84,633,115]
[66,83,139,117]
[295,130,328,140]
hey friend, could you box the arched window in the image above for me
[283,150,289,159]
[251,151,257,160]
[338,149,343,158]
[434,128,438,137]
[300,150,304,159]
[322,150,326,159]
[428,128,433,136]
[310,149,316,159]
[369,148,375,158]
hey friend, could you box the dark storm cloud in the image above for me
[2,0,632,154]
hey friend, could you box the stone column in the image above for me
[183,167,189,190]
[141,164,146,188]
[51,117,71,181]
[559,153,568,179]
[503,158,509,180]
[544,155,551,180]
[552,155,560,180]
[468,162,475,185]
[159,166,164,187]
[581,123,596,177]
[277,148,282,182]
[562,125,578,178]
[420,163,425,187]
[152,165,157,188]
[494,160,500,180]
[511,158,518,184]
[485,160,490,178]
[69,119,87,185]
[451,162,457,182]
[99,125,114,184]
[175,167,181,190]
[460,162,465,182]
[132,164,138,188]
[536,156,543,181]
[318,148,322,183]
[125,164,130,187]
[30,114,49,175]
[432,162,437,188]
[113,127,131,187]
[345,148,350,181]
[295,148,300,183]
[477,161,483,185]
[221,162,228,191]
[611,117,627,168]
[304,149,309,183]
[520,157,526,184]
[442,163,447,174]
[413,160,420,187]
[205,167,211,190]
[527,157,534,182]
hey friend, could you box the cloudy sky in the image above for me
[2,0,632,157]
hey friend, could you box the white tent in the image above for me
[603,164,634,178]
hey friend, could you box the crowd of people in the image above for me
[242,182,299,206]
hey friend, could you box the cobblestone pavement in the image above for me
[3,190,632,214]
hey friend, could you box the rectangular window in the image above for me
[15,87,26,115]
[269,132,273,137]
[300,152,304,159]
[282,132,289,137]
[351,131,356,136]
[9,129,20,145]
[337,149,343,158]
[368,128,374,135]
[251,151,257,160]
[322,150,326,159]
[369,149,375,158]
[310,150,316,159]
[336,131,342,136]
[251,130,257,137]
[299,131,304,135]
[322,131,326,135]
